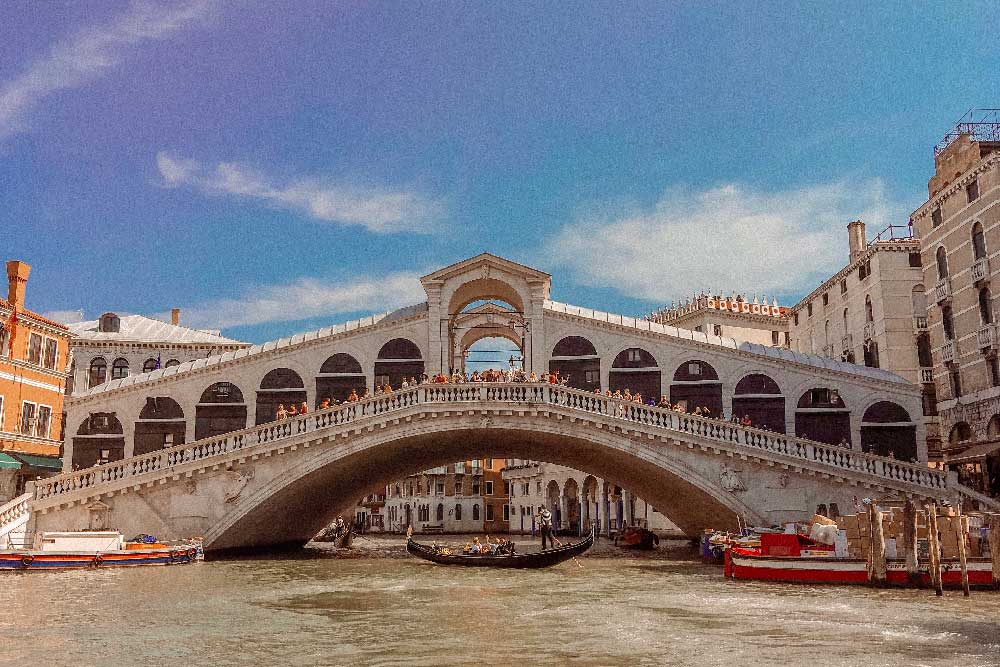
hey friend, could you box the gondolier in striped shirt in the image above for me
[535,505,554,550]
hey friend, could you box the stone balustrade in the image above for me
[32,382,951,506]
[0,492,32,542]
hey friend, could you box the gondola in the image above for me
[335,526,355,548]
[406,528,594,568]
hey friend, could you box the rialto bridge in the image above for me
[3,254,994,552]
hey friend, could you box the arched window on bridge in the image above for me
[609,348,660,399]
[794,388,851,447]
[72,413,125,469]
[374,338,423,389]
[195,382,247,440]
[860,401,916,460]
[256,368,307,425]
[316,353,365,405]
[732,374,785,433]
[134,397,186,456]
[669,360,722,417]
[549,336,600,390]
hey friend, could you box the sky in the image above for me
[2,1,998,345]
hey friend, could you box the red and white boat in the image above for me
[724,532,995,588]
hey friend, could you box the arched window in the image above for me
[98,312,120,333]
[865,295,874,323]
[472,504,480,521]
[972,222,987,260]
[949,422,973,444]
[980,287,993,324]
[436,503,444,522]
[911,285,926,318]
[111,357,129,380]
[936,246,949,280]
[142,358,158,373]
[88,357,108,387]
[549,336,600,390]
[164,359,180,368]
[455,503,463,521]
[942,306,954,340]
[824,320,830,350]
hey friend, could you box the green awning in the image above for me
[0,453,22,470]
[11,454,62,470]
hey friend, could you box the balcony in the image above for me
[920,368,934,384]
[977,324,996,350]
[470,466,484,476]
[972,257,991,285]
[940,340,956,364]
[935,278,952,304]
[841,334,853,352]
[863,321,876,341]
[913,316,928,332]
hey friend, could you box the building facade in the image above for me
[910,112,1000,497]
[787,221,934,460]
[0,261,71,500]
[648,294,790,348]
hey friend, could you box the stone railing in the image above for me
[941,340,956,364]
[33,383,951,504]
[977,324,996,350]
[935,278,952,304]
[954,482,1000,513]
[0,492,32,543]
[972,256,990,284]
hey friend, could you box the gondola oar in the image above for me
[550,532,585,569]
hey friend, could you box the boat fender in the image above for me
[92,555,103,568]
[20,554,33,568]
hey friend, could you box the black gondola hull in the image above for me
[406,530,594,568]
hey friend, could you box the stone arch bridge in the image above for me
[2,383,977,553]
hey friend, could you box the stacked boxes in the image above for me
[835,508,982,561]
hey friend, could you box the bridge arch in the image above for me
[374,338,424,388]
[135,397,186,456]
[549,335,600,391]
[256,368,307,425]
[609,347,660,400]
[195,381,247,440]
[795,387,851,446]
[732,373,785,433]
[201,414,763,552]
[860,401,917,460]
[72,413,125,469]
[670,359,722,416]
[316,353,366,405]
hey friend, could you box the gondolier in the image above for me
[535,505,554,550]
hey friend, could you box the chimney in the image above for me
[6,260,31,310]
[171,308,180,326]
[847,220,866,263]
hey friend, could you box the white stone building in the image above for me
[647,293,790,348]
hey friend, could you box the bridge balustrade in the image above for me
[34,382,950,503]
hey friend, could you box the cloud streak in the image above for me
[172,272,427,330]
[0,1,213,140]
[157,152,445,233]
[546,179,905,304]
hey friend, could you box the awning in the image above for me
[0,453,22,470]
[948,441,1000,465]
[11,453,62,470]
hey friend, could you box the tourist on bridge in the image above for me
[275,403,288,421]
[299,402,308,415]
[535,505,554,550]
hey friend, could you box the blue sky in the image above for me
[2,1,997,344]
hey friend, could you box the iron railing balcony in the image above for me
[935,278,953,304]
[977,323,996,350]
[972,257,991,285]
[941,340,956,364]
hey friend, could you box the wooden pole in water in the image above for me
[956,513,970,597]
[903,499,920,586]
[869,502,887,586]
[989,514,1000,591]
[926,503,943,596]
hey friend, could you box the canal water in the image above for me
[1,551,998,667]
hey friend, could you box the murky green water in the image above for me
[1,551,998,666]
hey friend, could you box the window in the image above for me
[771,331,779,346]
[967,178,980,203]
[980,288,993,324]
[472,480,480,495]
[687,362,702,376]
[973,222,987,260]
[536,481,542,494]
[375,374,389,387]
[455,504,462,520]
[627,349,642,362]
[27,333,42,365]
[865,295,874,323]
[922,384,938,417]
[486,458,493,468]
[991,357,1000,388]
[0,395,3,430]
[455,476,463,495]
[917,333,933,368]
[858,260,871,281]
[783,332,790,346]
[89,357,108,387]
[807,303,813,317]
[436,504,444,521]
[908,252,922,268]
[840,279,848,294]
[98,312,120,333]
[942,306,954,341]
[950,369,962,398]
[42,338,57,369]
[504,481,511,496]
[20,401,36,435]
[486,504,495,521]
[931,206,942,228]
[584,370,598,384]
[35,405,51,438]
[111,357,129,380]
[863,341,880,368]
[485,481,494,495]
[165,359,180,368]
[503,504,510,521]
[143,358,158,373]
[713,324,722,336]
[793,314,799,326]
[936,247,949,279]
[436,482,444,495]
[472,504,480,521]
[822,293,829,306]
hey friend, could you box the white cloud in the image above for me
[156,151,445,234]
[172,273,427,330]
[40,309,85,325]
[0,1,214,139]
[546,179,906,305]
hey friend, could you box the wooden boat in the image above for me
[335,526,355,548]
[407,529,594,568]
[0,531,198,571]
[615,526,660,550]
